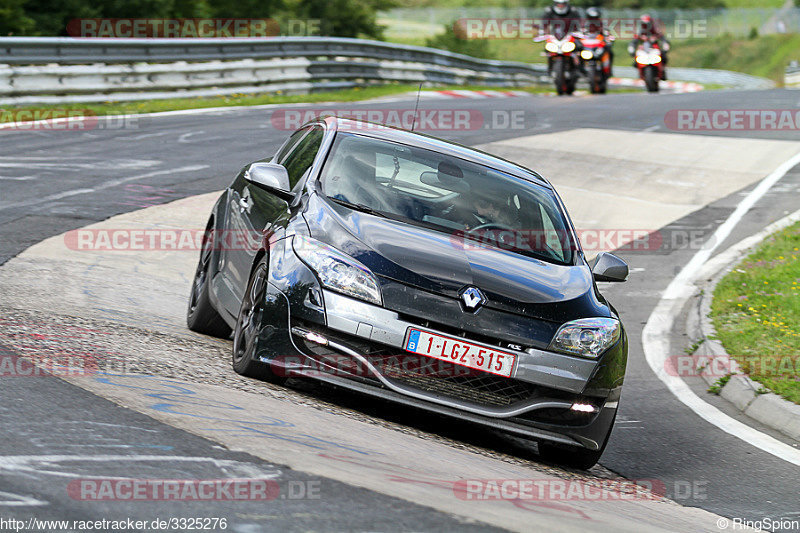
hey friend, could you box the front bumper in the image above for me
[254,239,625,450]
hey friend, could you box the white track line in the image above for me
[0,165,208,211]
[642,150,800,466]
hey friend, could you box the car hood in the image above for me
[304,194,609,321]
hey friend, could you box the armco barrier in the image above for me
[0,37,549,104]
[0,36,773,104]
[786,63,800,88]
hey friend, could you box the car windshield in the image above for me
[319,133,575,265]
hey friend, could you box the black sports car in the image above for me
[187,116,629,469]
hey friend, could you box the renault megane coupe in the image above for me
[187,116,629,469]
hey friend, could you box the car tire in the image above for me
[187,224,232,338]
[537,412,616,470]
[232,257,286,384]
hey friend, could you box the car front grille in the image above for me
[291,320,576,411]
[366,353,538,407]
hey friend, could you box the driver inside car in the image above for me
[466,193,519,231]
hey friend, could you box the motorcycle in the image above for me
[631,38,664,93]
[578,32,614,94]
[535,33,580,96]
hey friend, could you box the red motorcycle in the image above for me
[578,32,614,94]
[632,38,664,93]
[535,33,580,96]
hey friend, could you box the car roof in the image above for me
[311,116,553,189]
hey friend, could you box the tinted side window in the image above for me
[275,127,310,163]
[539,204,566,262]
[282,126,324,188]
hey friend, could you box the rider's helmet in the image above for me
[585,7,602,34]
[552,0,570,16]
[638,14,656,37]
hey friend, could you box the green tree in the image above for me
[22,0,102,35]
[10,0,389,36]
[207,0,284,18]
[294,0,391,39]
[20,0,230,35]
[171,0,211,18]
[0,0,34,35]
[426,23,491,58]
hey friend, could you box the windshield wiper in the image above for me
[327,197,389,219]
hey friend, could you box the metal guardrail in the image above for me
[0,36,544,71]
[0,36,774,104]
[0,37,550,104]
[786,63,800,88]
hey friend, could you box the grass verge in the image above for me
[487,35,800,84]
[0,83,641,124]
[390,30,799,84]
[711,220,800,404]
[1,84,426,119]
[669,33,800,84]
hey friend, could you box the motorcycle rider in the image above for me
[541,0,582,75]
[628,14,670,79]
[583,6,614,76]
[543,0,582,38]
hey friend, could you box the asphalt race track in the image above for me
[1,88,800,531]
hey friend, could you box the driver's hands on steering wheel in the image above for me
[467,222,516,233]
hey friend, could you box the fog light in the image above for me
[570,403,596,413]
[580,50,593,60]
[304,331,328,346]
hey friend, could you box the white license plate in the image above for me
[403,328,517,378]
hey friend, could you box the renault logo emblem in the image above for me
[460,286,486,312]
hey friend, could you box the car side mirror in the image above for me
[245,163,292,200]
[592,252,629,282]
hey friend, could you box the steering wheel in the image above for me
[467,222,516,233]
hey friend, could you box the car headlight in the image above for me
[562,41,576,53]
[293,235,382,306]
[545,42,559,53]
[580,50,593,60]
[548,318,621,358]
